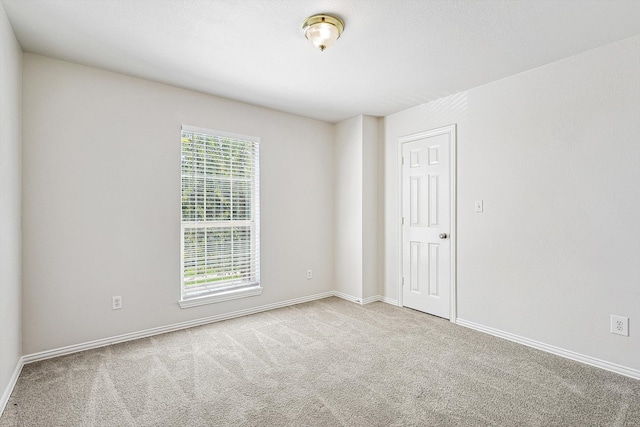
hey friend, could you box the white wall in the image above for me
[361,115,379,300]
[334,116,363,299]
[22,54,334,354]
[0,1,22,405]
[334,115,381,301]
[384,35,640,370]
[14,21,639,378]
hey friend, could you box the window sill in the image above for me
[179,286,263,309]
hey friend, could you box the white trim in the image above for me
[179,286,263,308]
[180,126,261,303]
[456,318,640,380]
[397,124,457,321]
[361,295,381,305]
[380,296,400,306]
[449,125,457,321]
[333,291,363,304]
[1,356,24,416]
[19,291,402,368]
[23,292,334,364]
[10,292,639,409]
[397,137,403,309]
[333,293,400,307]
[181,125,260,144]
[362,295,399,305]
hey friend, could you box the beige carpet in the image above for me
[1,297,639,426]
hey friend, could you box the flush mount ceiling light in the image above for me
[302,14,345,51]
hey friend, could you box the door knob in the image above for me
[439,233,447,239]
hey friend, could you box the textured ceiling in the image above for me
[3,0,640,123]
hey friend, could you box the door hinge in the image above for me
[402,156,405,165]
[402,217,405,225]
[402,277,405,286]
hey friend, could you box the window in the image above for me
[180,125,260,307]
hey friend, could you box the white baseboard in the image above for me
[379,296,399,306]
[456,318,640,380]
[363,295,399,306]
[333,291,363,304]
[23,291,398,365]
[11,297,635,417]
[361,295,379,305]
[20,291,407,366]
[23,291,335,364]
[333,293,399,306]
[1,356,24,416]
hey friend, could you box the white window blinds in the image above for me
[181,125,260,301]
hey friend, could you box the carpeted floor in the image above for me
[1,297,639,426]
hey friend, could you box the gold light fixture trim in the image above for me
[302,14,345,51]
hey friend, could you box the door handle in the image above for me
[439,233,448,239]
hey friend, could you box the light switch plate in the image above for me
[474,200,484,213]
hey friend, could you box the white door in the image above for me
[401,126,455,319]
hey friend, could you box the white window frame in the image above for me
[179,125,261,308]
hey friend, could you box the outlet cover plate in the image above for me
[474,200,483,213]
[611,315,629,336]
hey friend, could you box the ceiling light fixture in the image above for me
[302,14,344,51]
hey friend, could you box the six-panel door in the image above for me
[401,131,451,319]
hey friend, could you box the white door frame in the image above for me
[397,124,457,322]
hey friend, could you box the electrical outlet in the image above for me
[611,315,628,336]
[112,296,122,310]
[474,200,484,213]
[306,269,312,279]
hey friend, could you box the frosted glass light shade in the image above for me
[302,15,344,51]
